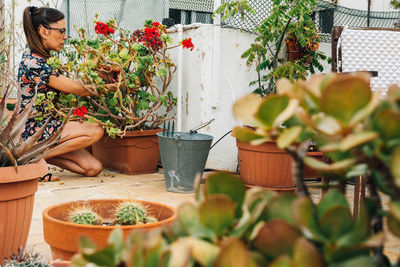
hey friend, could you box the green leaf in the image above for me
[186,237,220,266]
[269,255,294,267]
[253,219,301,258]
[304,157,355,173]
[372,108,400,141]
[277,126,302,149]
[205,172,246,218]
[82,245,118,267]
[320,74,371,126]
[118,48,130,59]
[257,95,290,128]
[292,197,327,242]
[233,94,262,126]
[214,238,249,267]
[232,126,268,144]
[199,195,235,236]
[314,115,342,136]
[137,100,149,110]
[317,190,350,219]
[262,193,297,224]
[177,203,216,240]
[329,256,377,267]
[293,238,325,267]
[319,206,354,241]
[339,132,378,151]
[388,214,400,237]
[390,146,400,187]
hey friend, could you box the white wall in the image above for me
[167,25,258,171]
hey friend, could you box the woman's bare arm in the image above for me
[48,75,94,96]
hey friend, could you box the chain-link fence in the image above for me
[61,0,400,42]
[219,0,400,43]
[60,0,168,37]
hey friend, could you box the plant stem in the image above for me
[286,142,309,198]
[367,176,385,267]
[267,18,292,94]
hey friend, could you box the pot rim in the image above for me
[42,198,177,230]
[0,158,48,183]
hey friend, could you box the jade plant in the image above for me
[70,173,381,267]
[233,72,400,265]
[215,0,329,96]
[50,18,194,137]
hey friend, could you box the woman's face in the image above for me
[39,19,67,52]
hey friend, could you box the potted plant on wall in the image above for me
[0,88,65,264]
[50,18,194,174]
[215,0,328,190]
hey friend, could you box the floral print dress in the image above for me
[18,49,62,141]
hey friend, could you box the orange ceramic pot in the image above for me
[0,159,48,264]
[237,140,296,191]
[92,129,162,174]
[43,199,177,261]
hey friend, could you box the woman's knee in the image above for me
[84,160,103,177]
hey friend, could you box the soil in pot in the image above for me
[43,199,177,261]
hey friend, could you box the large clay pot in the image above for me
[43,199,177,261]
[92,129,162,174]
[0,159,48,264]
[237,140,295,191]
[237,140,325,191]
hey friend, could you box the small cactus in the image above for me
[69,207,101,225]
[115,201,149,225]
[145,216,158,224]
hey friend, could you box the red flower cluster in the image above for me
[141,25,163,51]
[95,22,115,35]
[182,38,194,51]
[152,22,160,27]
[73,106,88,117]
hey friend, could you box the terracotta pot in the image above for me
[285,38,320,62]
[0,159,48,265]
[50,260,71,267]
[43,198,177,261]
[92,129,162,174]
[237,140,295,191]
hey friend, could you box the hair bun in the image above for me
[29,6,38,14]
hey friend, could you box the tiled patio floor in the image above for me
[27,167,400,262]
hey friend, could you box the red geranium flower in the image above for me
[73,106,88,117]
[152,22,160,27]
[182,38,194,51]
[95,22,115,35]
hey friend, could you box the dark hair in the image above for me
[23,6,65,58]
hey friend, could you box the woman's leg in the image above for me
[45,121,104,158]
[45,121,104,177]
[46,149,103,177]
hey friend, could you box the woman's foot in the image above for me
[39,173,60,182]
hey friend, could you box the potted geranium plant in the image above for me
[50,17,194,174]
[215,0,328,190]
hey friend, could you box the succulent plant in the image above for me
[0,86,67,167]
[69,207,101,225]
[3,247,49,267]
[70,73,400,266]
[115,201,155,225]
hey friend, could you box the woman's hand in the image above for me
[48,74,96,96]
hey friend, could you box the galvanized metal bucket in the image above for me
[157,132,213,193]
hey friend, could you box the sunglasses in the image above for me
[44,26,67,35]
